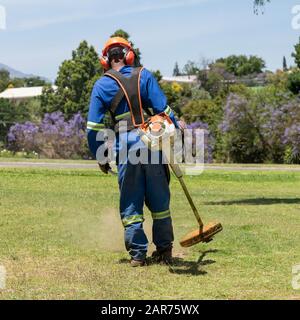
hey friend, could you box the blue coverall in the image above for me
[87,66,178,261]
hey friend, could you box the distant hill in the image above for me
[0,62,49,82]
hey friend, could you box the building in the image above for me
[162,75,198,84]
[0,86,57,101]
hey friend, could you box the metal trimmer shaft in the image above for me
[169,163,204,228]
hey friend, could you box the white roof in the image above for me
[0,86,57,99]
[162,75,198,84]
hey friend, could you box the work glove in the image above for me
[98,162,112,175]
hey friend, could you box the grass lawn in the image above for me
[0,157,93,164]
[0,166,299,300]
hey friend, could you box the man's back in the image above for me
[89,66,167,124]
[87,65,177,156]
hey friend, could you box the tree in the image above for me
[287,71,300,94]
[111,29,130,40]
[205,71,225,97]
[292,37,300,68]
[182,60,200,76]
[24,77,49,87]
[220,93,268,163]
[287,37,300,94]
[0,69,49,92]
[41,40,103,118]
[0,69,10,92]
[0,98,32,143]
[160,82,183,115]
[283,56,288,71]
[111,29,142,67]
[9,76,49,88]
[266,70,288,89]
[198,62,230,98]
[182,99,222,128]
[173,62,180,76]
[216,55,265,76]
[151,70,163,82]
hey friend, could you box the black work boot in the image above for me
[130,259,147,267]
[152,247,173,265]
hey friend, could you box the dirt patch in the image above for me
[64,206,186,256]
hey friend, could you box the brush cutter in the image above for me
[139,113,223,247]
[169,162,223,247]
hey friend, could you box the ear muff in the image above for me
[100,47,135,69]
[125,50,135,66]
[100,56,110,70]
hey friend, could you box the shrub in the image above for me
[267,70,288,89]
[198,69,226,98]
[281,99,300,163]
[287,71,300,94]
[160,82,182,114]
[219,89,300,163]
[8,112,87,159]
[0,98,35,143]
[219,93,267,163]
[182,99,222,130]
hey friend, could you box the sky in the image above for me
[0,0,299,81]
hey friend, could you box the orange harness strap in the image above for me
[105,67,145,127]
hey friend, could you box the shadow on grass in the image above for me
[168,249,218,276]
[205,198,300,206]
[118,249,218,276]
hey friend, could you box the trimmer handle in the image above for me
[169,163,204,228]
[169,163,183,179]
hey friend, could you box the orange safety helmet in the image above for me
[100,36,135,70]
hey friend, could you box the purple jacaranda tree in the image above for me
[281,98,300,163]
[283,124,300,162]
[220,91,300,163]
[7,122,39,154]
[220,93,268,163]
[8,112,87,159]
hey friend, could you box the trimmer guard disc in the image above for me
[180,222,223,247]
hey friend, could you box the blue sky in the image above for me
[0,0,299,81]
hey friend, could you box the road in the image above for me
[1,161,300,171]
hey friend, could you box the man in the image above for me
[87,37,178,267]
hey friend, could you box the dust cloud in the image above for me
[70,207,156,253]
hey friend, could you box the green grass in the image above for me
[0,167,300,300]
[0,157,94,164]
